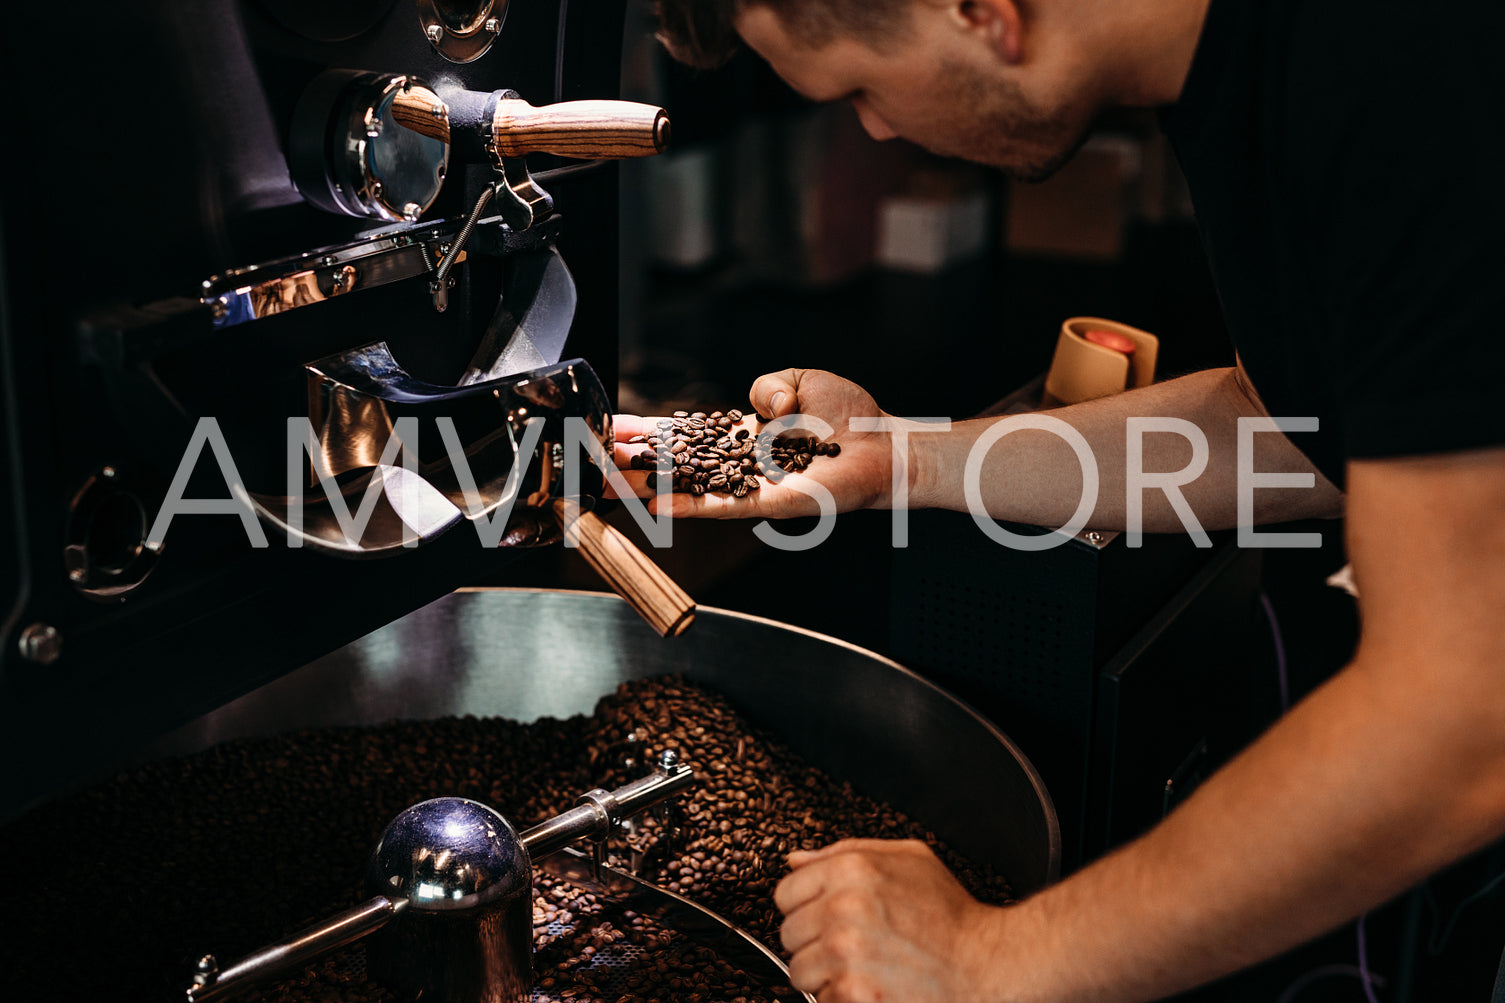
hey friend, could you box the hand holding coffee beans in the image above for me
[623,410,841,498]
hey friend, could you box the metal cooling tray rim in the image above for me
[148,586,1062,894]
[541,845,814,1003]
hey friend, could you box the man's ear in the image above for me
[954,0,1024,63]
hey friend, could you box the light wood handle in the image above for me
[492,99,670,160]
[552,500,695,637]
[390,85,451,145]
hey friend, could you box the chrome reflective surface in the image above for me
[249,358,611,555]
[370,797,531,911]
[187,897,399,1002]
[519,758,695,860]
[460,246,576,383]
[201,224,461,328]
[185,765,704,1002]
[153,589,1062,894]
[367,797,533,1001]
[291,71,450,223]
[419,0,506,63]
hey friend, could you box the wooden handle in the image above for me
[390,85,451,145]
[492,99,670,159]
[553,500,695,637]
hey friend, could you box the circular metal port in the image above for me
[418,0,507,63]
[63,466,162,602]
[290,71,451,223]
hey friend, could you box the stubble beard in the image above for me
[932,59,1096,183]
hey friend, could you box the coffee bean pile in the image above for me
[626,410,841,497]
[0,676,1012,1003]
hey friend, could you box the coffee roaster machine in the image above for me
[0,0,674,807]
[0,3,1060,1001]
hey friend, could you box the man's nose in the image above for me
[851,97,898,141]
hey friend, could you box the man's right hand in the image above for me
[612,368,921,519]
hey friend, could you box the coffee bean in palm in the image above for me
[639,405,841,499]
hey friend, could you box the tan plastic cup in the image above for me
[1042,317,1160,406]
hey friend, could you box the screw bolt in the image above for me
[192,954,219,988]
[18,623,62,666]
[485,17,502,34]
[426,24,444,44]
[1085,531,1105,545]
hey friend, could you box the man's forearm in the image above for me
[911,367,1344,531]
[980,651,1505,1002]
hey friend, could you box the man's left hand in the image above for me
[774,839,1008,1003]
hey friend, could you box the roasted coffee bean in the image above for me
[0,662,1017,999]
[639,404,845,500]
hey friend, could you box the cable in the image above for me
[1260,591,1291,713]
[554,0,570,104]
[1263,591,1385,1002]
[1273,964,1386,1003]
[1357,913,1382,1003]
[1423,867,1505,956]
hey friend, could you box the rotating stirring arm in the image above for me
[520,749,695,858]
[183,756,696,1002]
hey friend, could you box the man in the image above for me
[615,0,1505,1000]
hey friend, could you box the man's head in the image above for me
[656,0,1190,183]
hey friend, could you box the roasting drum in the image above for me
[154,588,1061,894]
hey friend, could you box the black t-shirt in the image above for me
[1160,0,1505,490]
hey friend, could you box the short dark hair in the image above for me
[654,0,912,69]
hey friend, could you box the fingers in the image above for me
[774,854,831,917]
[777,841,941,938]
[612,414,664,440]
[786,938,839,999]
[602,467,650,501]
[789,839,933,868]
[750,369,806,420]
